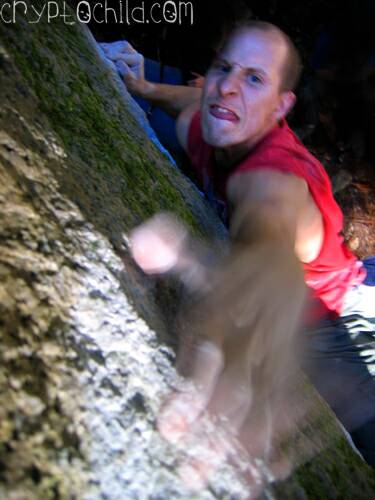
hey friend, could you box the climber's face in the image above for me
[201,27,294,155]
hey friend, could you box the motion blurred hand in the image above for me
[130,214,306,490]
[100,40,148,96]
[187,72,206,88]
[130,213,189,275]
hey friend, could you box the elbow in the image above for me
[295,214,324,263]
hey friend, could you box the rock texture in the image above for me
[0,3,374,499]
[317,156,375,259]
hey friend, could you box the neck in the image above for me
[214,142,255,168]
[214,121,280,169]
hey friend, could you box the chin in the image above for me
[203,131,231,148]
[202,117,237,148]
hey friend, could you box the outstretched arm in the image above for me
[130,168,324,485]
[176,170,323,405]
[174,169,316,411]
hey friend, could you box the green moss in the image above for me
[4,11,208,236]
[284,434,375,499]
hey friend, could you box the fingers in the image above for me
[158,387,207,443]
[187,73,205,88]
[159,341,252,443]
[99,40,137,59]
[187,79,200,88]
[111,52,142,65]
[176,425,236,490]
[238,398,273,459]
[123,54,145,81]
[115,60,131,79]
[100,41,145,81]
[114,53,144,81]
[186,340,224,403]
[158,340,223,441]
[206,359,252,431]
[159,380,245,491]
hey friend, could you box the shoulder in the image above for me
[227,169,309,207]
[227,169,324,263]
[234,122,328,188]
[176,102,200,152]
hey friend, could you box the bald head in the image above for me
[224,21,302,92]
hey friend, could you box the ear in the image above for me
[275,91,296,121]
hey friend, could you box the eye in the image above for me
[247,73,263,85]
[211,61,231,73]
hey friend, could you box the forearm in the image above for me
[128,80,202,118]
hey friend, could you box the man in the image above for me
[101,21,375,475]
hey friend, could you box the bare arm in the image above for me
[128,79,202,119]
[175,102,201,150]
[130,170,324,483]
[227,169,324,262]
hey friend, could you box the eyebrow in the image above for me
[214,57,268,79]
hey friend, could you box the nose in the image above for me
[217,69,240,97]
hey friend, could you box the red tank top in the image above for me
[187,111,365,314]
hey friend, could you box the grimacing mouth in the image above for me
[208,103,240,121]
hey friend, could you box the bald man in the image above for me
[103,22,375,470]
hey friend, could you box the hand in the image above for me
[130,215,307,490]
[130,213,215,292]
[130,213,188,275]
[100,40,148,96]
[162,242,306,488]
[187,72,206,88]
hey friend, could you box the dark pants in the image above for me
[304,257,375,466]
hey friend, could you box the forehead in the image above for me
[219,28,287,81]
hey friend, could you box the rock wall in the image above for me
[0,2,374,499]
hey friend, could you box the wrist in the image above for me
[128,79,154,99]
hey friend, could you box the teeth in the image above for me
[212,105,237,118]
[216,106,231,114]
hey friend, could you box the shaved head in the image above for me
[224,21,302,92]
